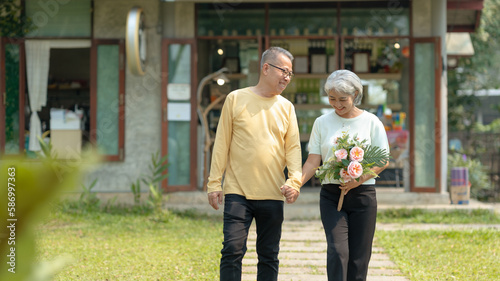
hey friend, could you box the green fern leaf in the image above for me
[362,146,391,167]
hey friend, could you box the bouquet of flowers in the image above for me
[315,131,390,211]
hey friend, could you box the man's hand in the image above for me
[280,185,299,204]
[208,191,224,210]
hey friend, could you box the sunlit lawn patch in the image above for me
[36,207,223,280]
[376,229,500,280]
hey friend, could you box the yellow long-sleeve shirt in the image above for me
[207,87,302,200]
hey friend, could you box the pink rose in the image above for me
[349,147,364,162]
[340,168,352,183]
[347,161,363,179]
[334,149,348,162]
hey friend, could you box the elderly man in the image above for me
[207,46,302,281]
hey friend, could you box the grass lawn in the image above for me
[35,204,500,280]
[376,208,500,280]
[36,206,223,280]
[376,229,500,280]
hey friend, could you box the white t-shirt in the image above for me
[308,110,390,185]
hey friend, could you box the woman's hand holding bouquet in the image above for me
[315,131,390,211]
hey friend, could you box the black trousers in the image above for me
[320,184,377,281]
[220,194,284,281]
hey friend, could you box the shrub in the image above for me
[447,152,492,201]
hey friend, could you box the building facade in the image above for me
[0,0,483,194]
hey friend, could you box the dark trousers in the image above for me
[320,184,377,281]
[220,194,284,281]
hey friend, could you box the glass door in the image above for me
[410,37,442,192]
[161,39,197,191]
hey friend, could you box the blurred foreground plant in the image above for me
[0,139,100,281]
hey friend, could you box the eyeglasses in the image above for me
[268,63,294,79]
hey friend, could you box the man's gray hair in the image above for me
[324,70,363,106]
[260,47,294,69]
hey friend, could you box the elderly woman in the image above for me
[301,70,390,281]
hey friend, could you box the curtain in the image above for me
[25,40,91,151]
[25,40,50,151]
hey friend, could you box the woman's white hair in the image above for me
[324,70,363,106]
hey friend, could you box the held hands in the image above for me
[208,191,223,210]
[280,185,299,204]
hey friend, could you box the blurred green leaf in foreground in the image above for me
[0,147,100,281]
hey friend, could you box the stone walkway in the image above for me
[242,221,409,281]
[241,221,500,281]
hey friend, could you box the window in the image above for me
[197,3,265,37]
[25,0,92,37]
[340,2,410,36]
[91,40,125,161]
[269,3,338,36]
